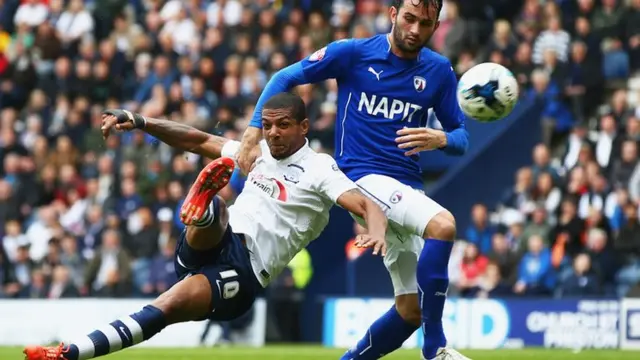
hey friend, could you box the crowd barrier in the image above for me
[0,299,266,347]
[323,297,640,350]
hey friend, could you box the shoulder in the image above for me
[329,35,386,56]
[306,152,340,172]
[419,48,453,69]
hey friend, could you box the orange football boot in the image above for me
[23,343,69,360]
[180,157,235,226]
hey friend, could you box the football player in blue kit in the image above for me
[237,1,470,359]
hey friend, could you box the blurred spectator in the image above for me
[467,262,513,299]
[522,207,551,246]
[514,235,556,296]
[486,233,520,285]
[465,203,495,254]
[558,253,602,297]
[48,265,79,298]
[147,238,177,297]
[0,243,20,298]
[83,229,132,297]
[457,243,489,296]
[585,227,618,292]
[615,203,640,296]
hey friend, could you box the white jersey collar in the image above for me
[272,138,311,166]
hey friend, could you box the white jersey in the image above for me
[225,140,357,287]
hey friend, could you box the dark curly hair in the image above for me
[391,0,442,16]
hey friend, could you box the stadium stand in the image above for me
[456,0,640,299]
[0,0,638,305]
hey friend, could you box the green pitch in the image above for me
[0,346,640,360]
[2,346,639,359]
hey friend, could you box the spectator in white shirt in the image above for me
[161,7,198,55]
[206,0,243,28]
[56,0,94,46]
[532,16,570,64]
[595,115,621,171]
[14,0,49,28]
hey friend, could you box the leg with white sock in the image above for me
[24,160,236,360]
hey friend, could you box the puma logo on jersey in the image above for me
[368,66,383,81]
[249,173,288,201]
[358,92,422,122]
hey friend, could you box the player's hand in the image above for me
[100,109,146,139]
[237,145,261,175]
[395,128,447,156]
[354,234,387,256]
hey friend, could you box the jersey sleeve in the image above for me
[249,39,356,129]
[433,64,469,156]
[299,39,356,83]
[313,154,358,203]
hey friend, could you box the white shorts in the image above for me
[353,174,445,296]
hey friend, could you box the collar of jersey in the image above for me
[270,138,310,165]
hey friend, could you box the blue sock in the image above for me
[418,239,453,359]
[64,305,167,360]
[340,306,418,360]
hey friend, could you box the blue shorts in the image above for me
[174,225,261,321]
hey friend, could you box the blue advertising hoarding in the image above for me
[323,298,621,350]
[621,298,640,349]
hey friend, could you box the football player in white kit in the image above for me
[24,92,388,360]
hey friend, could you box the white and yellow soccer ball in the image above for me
[457,62,519,122]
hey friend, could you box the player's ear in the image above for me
[389,6,397,25]
[300,118,310,135]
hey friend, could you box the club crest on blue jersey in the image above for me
[309,47,326,62]
[413,76,426,92]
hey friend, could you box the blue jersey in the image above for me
[249,34,469,189]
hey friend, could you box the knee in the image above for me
[424,210,457,241]
[395,294,421,326]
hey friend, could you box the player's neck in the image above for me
[387,33,419,60]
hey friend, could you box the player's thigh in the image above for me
[355,174,445,237]
[174,228,259,322]
[152,273,213,325]
[383,232,423,296]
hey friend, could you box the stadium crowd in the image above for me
[0,0,639,301]
[456,0,640,299]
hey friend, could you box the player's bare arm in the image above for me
[100,109,227,159]
[336,188,388,256]
[237,126,263,174]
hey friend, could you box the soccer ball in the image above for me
[457,62,519,122]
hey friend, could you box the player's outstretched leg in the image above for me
[418,211,469,360]
[23,158,235,360]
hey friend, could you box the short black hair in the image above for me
[263,92,307,123]
[391,0,442,16]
